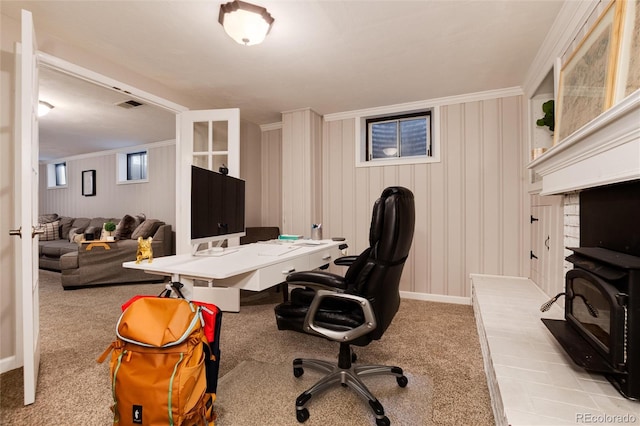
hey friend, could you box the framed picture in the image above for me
[555,1,621,144]
[614,0,640,101]
[82,170,96,196]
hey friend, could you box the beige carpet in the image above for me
[215,360,432,425]
[0,269,494,425]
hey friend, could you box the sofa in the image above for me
[37,214,173,289]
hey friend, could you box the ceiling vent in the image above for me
[116,99,144,109]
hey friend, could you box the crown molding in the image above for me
[39,139,176,165]
[260,122,282,132]
[323,87,523,122]
[523,0,599,97]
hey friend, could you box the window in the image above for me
[46,162,67,188]
[356,106,439,167]
[117,149,148,184]
[126,151,148,180]
[367,111,431,160]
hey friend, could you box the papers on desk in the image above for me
[257,245,301,256]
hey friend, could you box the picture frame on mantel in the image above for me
[82,169,96,196]
[555,0,622,144]
[614,0,640,101]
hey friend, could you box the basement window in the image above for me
[356,106,440,167]
[46,162,67,188]
[117,149,148,184]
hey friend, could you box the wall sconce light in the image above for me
[219,0,274,46]
[38,101,54,117]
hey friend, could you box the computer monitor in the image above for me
[190,165,245,249]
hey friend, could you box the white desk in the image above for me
[123,240,345,312]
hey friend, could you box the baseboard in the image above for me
[0,355,18,374]
[400,290,471,305]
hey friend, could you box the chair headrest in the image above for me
[369,186,415,262]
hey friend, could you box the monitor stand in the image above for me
[194,247,238,257]
[192,240,239,257]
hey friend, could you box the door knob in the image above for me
[9,227,22,238]
[32,226,45,239]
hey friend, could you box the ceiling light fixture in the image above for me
[38,101,54,117]
[219,0,274,46]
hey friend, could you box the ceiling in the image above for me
[1,0,565,161]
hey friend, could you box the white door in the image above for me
[176,108,240,255]
[12,9,41,406]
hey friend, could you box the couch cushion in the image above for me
[66,217,90,239]
[60,252,78,270]
[40,220,60,241]
[40,239,77,257]
[59,216,75,240]
[131,219,164,239]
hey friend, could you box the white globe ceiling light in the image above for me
[219,0,274,46]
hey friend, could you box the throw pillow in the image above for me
[68,227,83,243]
[115,215,137,240]
[38,213,59,224]
[131,219,163,240]
[40,220,60,241]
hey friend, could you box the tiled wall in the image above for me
[563,192,580,277]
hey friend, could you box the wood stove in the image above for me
[543,181,640,400]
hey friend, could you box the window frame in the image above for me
[356,106,440,168]
[46,161,68,189]
[366,111,432,161]
[117,149,149,184]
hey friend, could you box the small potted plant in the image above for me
[536,100,555,133]
[104,221,117,241]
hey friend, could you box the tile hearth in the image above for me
[472,274,640,425]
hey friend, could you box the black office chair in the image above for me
[274,187,415,426]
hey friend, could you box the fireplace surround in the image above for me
[543,180,640,400]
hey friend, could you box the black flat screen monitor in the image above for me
[191,165,245,245]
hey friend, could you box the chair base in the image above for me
[291,345,408,425]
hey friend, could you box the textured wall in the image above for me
[319,95,527,299]
[260,127,282,228]
[39,142,176,227]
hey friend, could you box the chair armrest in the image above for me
[333,255,358,267]
[286,271,347,291]
[303,289,377,342]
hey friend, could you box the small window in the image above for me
[46,162,67,188]
[127,151,148,180]
[367,111,431,160]
[117,149,148,184]
[356,106,439,168]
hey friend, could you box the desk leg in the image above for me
[280,282,289,302]
[169,275,241,312]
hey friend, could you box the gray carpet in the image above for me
[0,269,494,425]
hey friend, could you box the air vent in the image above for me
[116,99,144,109]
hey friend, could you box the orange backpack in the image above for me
[98,297,214,426]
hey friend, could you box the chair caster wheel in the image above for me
[293,367,304,378]
[296,407,309,423]
[396,375,408,388]
[376,416,390,426]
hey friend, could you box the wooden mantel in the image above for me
[528,92,640,195]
